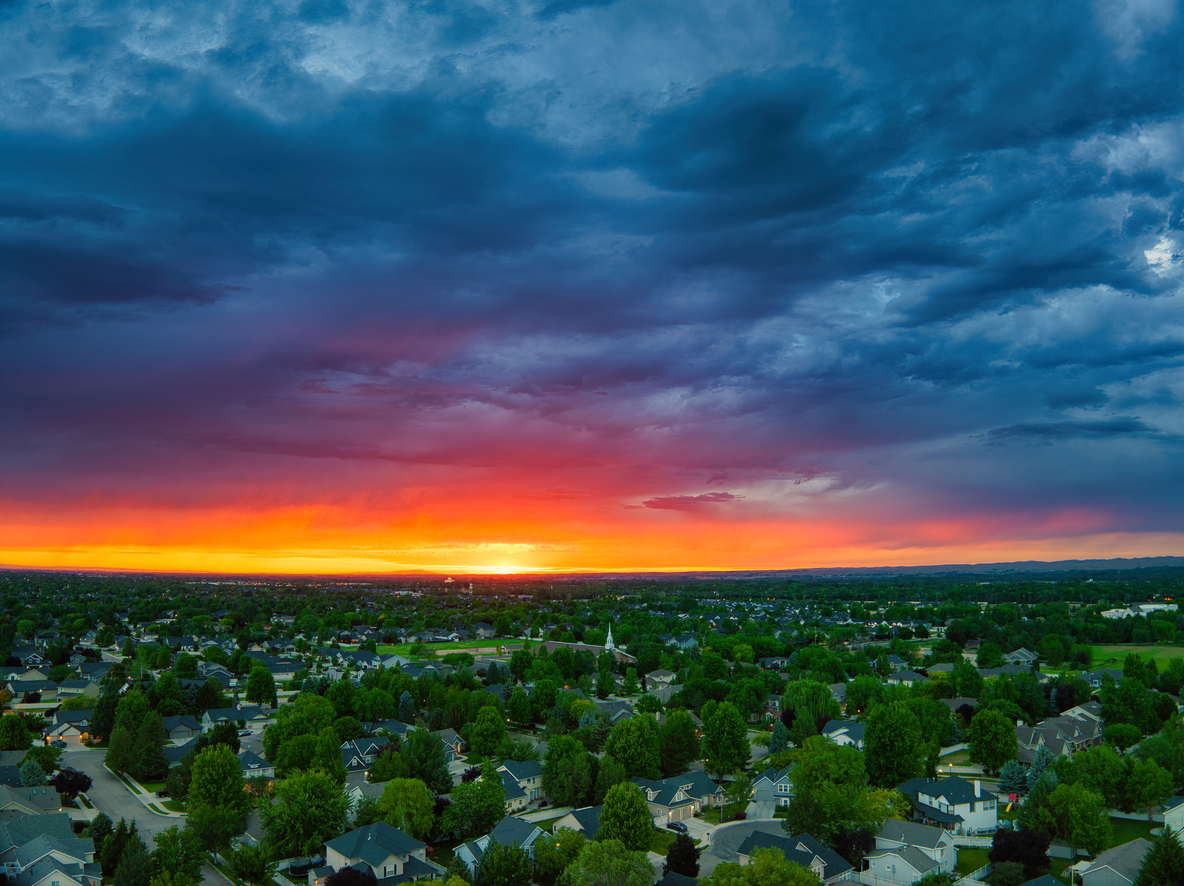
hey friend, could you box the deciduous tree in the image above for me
[376,778,435,841]
[864,701,922,788]
[259,768,351,859]
[542,735,592,807]
[701,702,750,778]
[966,709,1016,774]
[605,715,661,781]
[599,782,655,852]
[567,838,654,886]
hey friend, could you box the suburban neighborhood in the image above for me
[2,571,1184,886]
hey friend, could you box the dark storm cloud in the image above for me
[2,0,1184,543]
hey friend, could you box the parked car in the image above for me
[238,730,251,736]
[50,740,67,749]
[666,821,689,833]
[155,790,168,798]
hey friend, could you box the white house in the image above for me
[874,819,956,874]
[822,720,866,750]
[862,845,941,885]
[455,817,545,875]
[311,822,442,886]
[897,777,997,835]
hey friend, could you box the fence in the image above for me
[954,863,992,885]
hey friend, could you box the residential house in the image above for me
[500,770,529,814]
[340,738,394,777]
[552,806,602,840]
[0,814,95,883]
[456,817,545,875]
[752,765,794,807]
[45,711,91,746]
[823,720,866,750]
[1003,648,1039,666]
[862,844,942,885]
[873,819,956,875]
[435,729,465,761]
[736,832,852,884]
[1016,704,1104,765]
[630,777,699,824]
[161,715,202,745]
[312,822,442,886]
[896,777,998,835]
[888,670,930,688]
[1162,797,1184,834]
[1079,838,1152,886]
[0,786,61,817]
[497,760,543,804]
[201,706,263,731]
[238,750,276,780]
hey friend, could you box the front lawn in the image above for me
[650,830,676,855]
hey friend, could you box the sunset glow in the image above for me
[3,2,1183,574]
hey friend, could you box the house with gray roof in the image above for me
[823,719,866,749]
[455,816,546,875]
[736,832,852,884]
[874,819,956,874]
[1079,838,1152,886]
[313,821,442,886]
[896,776,998,835]
[552,805,602,840]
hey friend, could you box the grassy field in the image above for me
[650,830,676,855]
[1110,816,1157,844]
[377,640,524,657]
[1090,645,1184,667]
[954,847,989,876]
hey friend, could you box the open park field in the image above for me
[378,639,524,657]
[1089,645,1184,667]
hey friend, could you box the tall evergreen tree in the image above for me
[1136,827,1184,886]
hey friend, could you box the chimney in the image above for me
[975,779,981,798]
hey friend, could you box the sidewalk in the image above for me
[104,765,186,817]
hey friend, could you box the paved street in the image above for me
[699,819,787,877]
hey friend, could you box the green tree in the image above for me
[1048,782,1112,856]
[187,744,251,851]
[702,702,751,778]
[507,687,532,725]
[567,838,654,886]
[542,735,593,807]
[19,759,46,786]
[470,706,507,759]
[605,715,661,781]
[443,763,505,839]
[259,768,351,859]
[0,713,32,751]
[225,843,277,886]
[107,726,138,773]
[768,720,790,755]
[966,709,1017,774]
[864,701,923,788]
[1126,758,1173,821]
[403,727,453,794]
[593,753,627,804]
[114,830,152,886]
[245,667,277,707]
[1135,826,1184,886]
[782,681,841,736]
[784,736,889,846]
[658,707,700,777]
[725,775,754,822]
[533,827,586,886]
[150,826,204,884]
[599,782,655,852]
[377,778,435,841]
[701,847,822,886]
[1069,744,1126,809]
[478,840,532,886]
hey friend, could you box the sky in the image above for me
[2,0,1184,575]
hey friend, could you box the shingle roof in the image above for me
[324,822,425,868]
